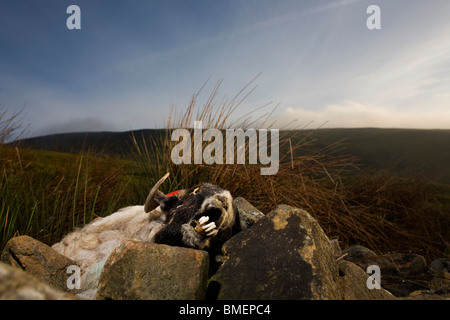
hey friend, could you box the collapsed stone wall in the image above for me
[1,198,449,300]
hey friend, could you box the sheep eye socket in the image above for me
[162,196,181,212]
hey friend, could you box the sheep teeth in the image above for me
[195,216,217,237]
[206,229,218,237]
[203,222,216,233]
[198,216,209,225]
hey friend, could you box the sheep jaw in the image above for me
[194,216,218,237]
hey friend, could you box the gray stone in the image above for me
[0,261,76,300]
[210,204,342,300]
[337,260,395,300]
[1,235,77,292]
[96,240,209,300]
[343,249,428,297]
[429,258,450,277]
[343,245,377,261]
[348,253,426,276]
[430,276,450,294]
[233,197,265,229]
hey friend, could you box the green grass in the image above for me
[0,145,136,248]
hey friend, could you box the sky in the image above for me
[1,0,450,137]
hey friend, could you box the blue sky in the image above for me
[1,0,450,136]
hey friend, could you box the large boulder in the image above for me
[209,204,395,300]
[0,261,76,300]
[1,235,77,292]
[210,204,342,299]
[96,240,209,300]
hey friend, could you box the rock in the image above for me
[210,205,395,300]
[233,197,265,229]
[398,286,450,300]
[399,291,450,300]
[337,260,394,300]
[209,204,342,300]
[377,253,426,275]
[430,276,450,294]
[343,245,377,261]
[1,235,77,292]
[343,245,428,297]
[385,253,427,275]
[344,251,426,276]
[380,275,431,297]
[0,261,76,300]
[429,258,450,277]
[330,239,342,258]
[96,240,209,300]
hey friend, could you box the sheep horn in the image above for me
[144,172,170,213]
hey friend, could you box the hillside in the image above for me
[14,128,450,184]
[300,128,450,184]
[13,130,164,156]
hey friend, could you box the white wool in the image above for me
[52,205,164,281]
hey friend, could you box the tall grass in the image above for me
[0,107,27,144]
[0,108,133,249]
[343,171,450,259]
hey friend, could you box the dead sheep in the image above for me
[52,173,241,296]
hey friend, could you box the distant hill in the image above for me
[13,128,450,184]
[302,128,450,184]
[13,129,164,156]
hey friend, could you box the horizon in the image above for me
[17,126,450,142]
[1,0,450,137]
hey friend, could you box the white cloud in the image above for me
[279,100,450,129]
[350,25,450,107]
